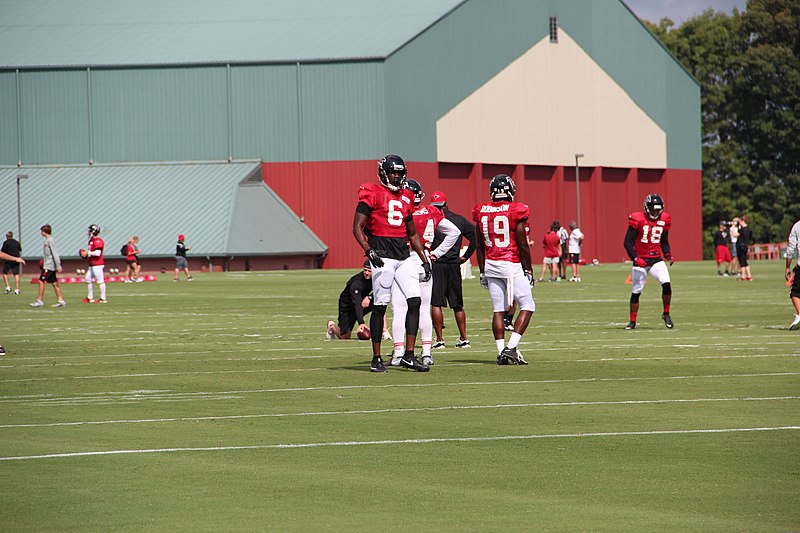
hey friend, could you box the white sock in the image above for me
[507,332,522,349]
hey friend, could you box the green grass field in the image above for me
[1,260,798,532]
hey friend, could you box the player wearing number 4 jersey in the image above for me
[354,155,432,373]
[472,174,534,366]
[624,194,674,330]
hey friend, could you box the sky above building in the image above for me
[624,0,747,25]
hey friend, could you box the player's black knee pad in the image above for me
[661,282,672,296]
[630,293,641,304]
[405,297,421,334]
[370,305,387,336]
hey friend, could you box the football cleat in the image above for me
[516,350,528,365]
[400,354,429,372]
[0,345,5,355]
[325,320,336,340]
[82,298,95,303]
[455,339,470,348]
[625,321,636,330]
[382,330,392,340]
[370,359,388,373]
[432,340,446,349]
[499,347,526,365]
[497,354,510,365]
[389,354,404,367]
[662,313,674,329]
[95,299,107,304]
[421,355,433,366]
[790,315,800,331]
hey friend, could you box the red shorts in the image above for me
[716,245,732,263]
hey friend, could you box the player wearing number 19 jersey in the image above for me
[624,193,674,330]
[472,174,534,365]
[353,155,432,373]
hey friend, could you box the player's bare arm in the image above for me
[352,211,371,253]
[515,218,532,272]
[406,216,427,264]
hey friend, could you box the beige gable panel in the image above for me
[436,31,666,168]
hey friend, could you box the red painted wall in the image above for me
[263,161,702,269]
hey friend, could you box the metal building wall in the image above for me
[0,72,17,164]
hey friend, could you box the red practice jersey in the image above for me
[358,183,415,238]
[411,205,445,249]
[628,211,672,260]
[87,236,105,266]
[472,201,530,263]
[542,231,561,258]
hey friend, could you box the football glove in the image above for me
[665,253,674,266]
[421,261,432,283]
[365,249,384,268]
[479,273,489,290]
[634,257,647,268]
[524,270,534,287]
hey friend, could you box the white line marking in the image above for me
[2,426,797,461]
[2,396,796,428]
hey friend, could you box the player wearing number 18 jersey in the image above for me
[353,155,432,373]
[624,194,674,330]
[472,174,534,365]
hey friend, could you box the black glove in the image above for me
[524,270,534,287]
[421,261,432,282]
[366,249,384,268]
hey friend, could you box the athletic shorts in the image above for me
[569,253,580,265]
[543,256,559,265]
[39,269,57,284]
[736,246,749,267]
[175,255,188,270]
[3,261,20,275]
[715,245,732,263]
[431,262,464,308]
[791,265,800,299]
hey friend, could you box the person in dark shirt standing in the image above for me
[2,231,22,295]
[326,261,374,339]
[428,191,477,349]
[174,233,193,282]
[736,215,753,281]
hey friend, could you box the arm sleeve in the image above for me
[50,241,61,270]
[624,226,637,260]
[355,201,371,216]
[459,216,477,260]
[88,249,102,257]
[349,281,367,324]
[430,218,460,259]
[787,223,800,258]
[660,230,671,256]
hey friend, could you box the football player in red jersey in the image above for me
[389,179,460,366]
[353,155,433,373]
[624,194,674,329]
[82,224,107,303]
[472,174,534,365]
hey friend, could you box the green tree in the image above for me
[645,0,800,256]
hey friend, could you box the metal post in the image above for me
[574,154,584,228]
[16,174,28,273]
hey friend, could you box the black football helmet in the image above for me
[405,179,424,205]
[378,154,407,192]
[644,194,664,220]
[88,224,101,237]
[489,174,516,201]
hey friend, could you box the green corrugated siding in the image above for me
[19,70,90,164]
[299,62,386,161]
[91,67,229,162]
[231,64,300,162]
[0,72,18,164]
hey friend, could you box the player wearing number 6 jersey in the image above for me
[624,193,674,330]
[472,174,534,366]
[353,155,432,373]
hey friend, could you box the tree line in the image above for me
[643,0,799,256]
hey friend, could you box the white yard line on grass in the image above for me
[1,396,797,429]
[2,426,798,461]
[1,372,797,405]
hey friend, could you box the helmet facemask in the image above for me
[378,155,407,193]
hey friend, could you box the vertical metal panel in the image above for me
[299,62,386,161]
[91,67,228,162]
[230,64,300,162]
[19,70,89,164]
[0,71,18,165]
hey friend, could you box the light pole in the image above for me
[574,154,584,228]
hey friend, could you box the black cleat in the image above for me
[497,354,510,365]
[400,354,430,372]
[0,345,5,356]
[370,359,388,373]
[662,313,674,329]
[625,321,636,330]
[499,347,525,365]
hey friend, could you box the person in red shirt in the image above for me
[472,174,534,365]
[81,224,107,303]
[389,179,460,367]
[353,155,432,373]
[538,221,562,282]
[624,194,673,329]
